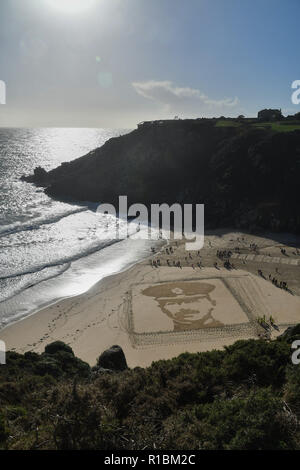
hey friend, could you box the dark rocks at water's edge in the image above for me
[21,119,300,234]
[21,166,49,186]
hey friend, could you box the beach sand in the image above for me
[1,230,300,368]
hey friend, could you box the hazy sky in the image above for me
[0,0,299,128]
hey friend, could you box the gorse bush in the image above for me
[0,411,9,446]
[0,335,299,450]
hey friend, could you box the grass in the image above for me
[252,121,300,132]
[215,119,300,132]
[215,120,242,128]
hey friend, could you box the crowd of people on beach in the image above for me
[223,260,235,270]
[257,268,290,292]
[215,250,236,269]
[150,240,296,296]
[269,275,289,292]
[150,244,203,270]
[217,250,233,259]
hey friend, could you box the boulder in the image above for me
[96,345,128,371]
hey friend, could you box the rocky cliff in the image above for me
[22,120,300,233]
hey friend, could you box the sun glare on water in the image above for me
[46,0,97,14]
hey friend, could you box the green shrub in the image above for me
[222,339,290,387]
[0,332,300,450]
[0,412,9,447]
[164,389,296,450]
[44,341,74,356]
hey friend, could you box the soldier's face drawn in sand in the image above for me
[142,281,224,332]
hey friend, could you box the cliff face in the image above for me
[25,121,235,205]
[208,129,300,231]
[23,121,300,233]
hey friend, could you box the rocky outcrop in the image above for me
[96,345,128,372]
[21,166,49,186]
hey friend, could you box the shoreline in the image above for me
[0,237,166,335]
[1,229,300,368]
[0,233,165,330]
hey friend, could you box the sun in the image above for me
[46,0,97,14]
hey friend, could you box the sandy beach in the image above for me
[1,229,300,368]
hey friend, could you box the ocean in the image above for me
[0,128,159,329]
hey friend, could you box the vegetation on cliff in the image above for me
[1,331,300,450]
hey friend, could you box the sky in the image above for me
[0,0,299,128]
